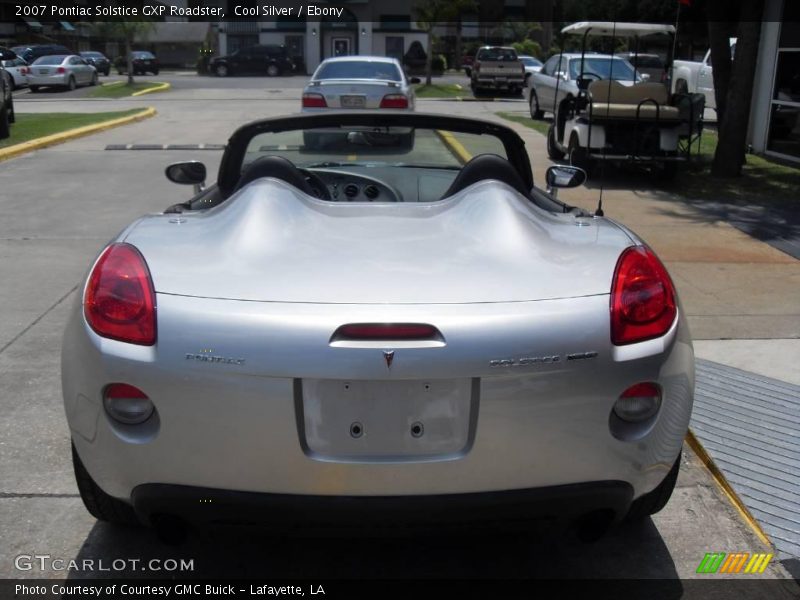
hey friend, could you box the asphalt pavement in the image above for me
[0,73,798,590]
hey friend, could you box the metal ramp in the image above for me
[692,359,800,560]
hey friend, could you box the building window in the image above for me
[386,36,404,61]
[766,2,800,161]
[380,15,410,31]
[228,35,258,54]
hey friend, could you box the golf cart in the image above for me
[546,22,705,180]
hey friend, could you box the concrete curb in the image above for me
[131,82,171,97]
[686,428,773,548]
[0,107,157,163]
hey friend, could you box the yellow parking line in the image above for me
[686,429,772,547]
[435,129,472,165]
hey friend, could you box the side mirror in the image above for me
[0,49,17,61]
[165,161,206,194]
[545,165,586,198]
[409,76,421,85]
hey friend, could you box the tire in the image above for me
[215,63,228,77]
[67,76,76,91]
[29,85,40,93]
[152,69,159,76]
[104,68,110,76]
[266,64,280,77]
[626,452,681,520]
[529,88,544,120]
[568,132,592,173]
[0,105,9,140]
[546,124,565,160]
[398,130,415,150]
[90,72,97,86]
[8,97,14,123]
[72,443,141,526]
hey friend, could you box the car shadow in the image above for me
[65,517,682,584]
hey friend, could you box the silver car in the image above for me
[28,54,97,92]
[519,55,543,86]
[1,55,29,89]
[62,112,693,538]
[302,56,417,112]
[529,53,641,119]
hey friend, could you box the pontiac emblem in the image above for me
[383,350,395,369]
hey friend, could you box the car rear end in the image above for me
[28,56,69,88]
[302,57,413,113]
[472,47,525,92]
[63,192,693,531]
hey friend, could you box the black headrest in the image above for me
[234,155,315,196]
[441,153,530,200]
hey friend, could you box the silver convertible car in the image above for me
[62,112,693,538]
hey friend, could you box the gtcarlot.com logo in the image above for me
[696,552,773,574]
[14,554,194,573]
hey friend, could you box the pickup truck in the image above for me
[470,46,525,95]
[671,39,736,111]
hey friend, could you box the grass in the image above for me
[413,83,465,98]
[0,110,144,149]
[495,111,550,136]
[87,81,165,98]
[496,111,798,208]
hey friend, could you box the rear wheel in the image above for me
[215,64,228,77]
[568,132,592,173]
[303,131,322,150]
[266,64,280,77]
[529,88,544,120]
[658,161,679,181]
[626,452,681,520]
[546,124,565,160]
[90,72,98,86]
[152,69,159,76]
[29,85,40,93]
[67,76,76,91]
[72,443,141,526]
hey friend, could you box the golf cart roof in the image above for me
[562,22,676,37]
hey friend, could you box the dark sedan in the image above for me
[117,51,160,76]
[80,51,111,76]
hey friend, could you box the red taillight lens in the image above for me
[379,94,409,109]
[56,66,66,74]
[620,382,661,399]
[302,93,327,108]
[84,243,156,345]
[335,323,439,340]
[21,67,29,75]
[610,246,676,345]
[104,383,148,400]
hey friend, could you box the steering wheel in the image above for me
[299,169,332,200]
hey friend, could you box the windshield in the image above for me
[33,55,67,65]
[81,52,104,58]
[133,51,155,59]
[569,57,638,81]
[477,48,518,61]
[240,124,509,201]
[315,61,402,81]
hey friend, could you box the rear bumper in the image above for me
[27,74,68,86]
[131,481,634,529]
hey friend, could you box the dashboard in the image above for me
[304,167,457,203]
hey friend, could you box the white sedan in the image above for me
[302,56,418,112]
[28,54,97,92]
[1,55,29,89]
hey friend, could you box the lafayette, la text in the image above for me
[16,584,325,597]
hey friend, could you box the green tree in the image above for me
[414,0,477,85]
[92,20,155,85]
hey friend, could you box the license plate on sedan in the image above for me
[299,378,475,460]
[38,69,49,75]
[340,95,366,108]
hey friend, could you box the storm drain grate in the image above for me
[692,359,800,560]
[105,144,226,151]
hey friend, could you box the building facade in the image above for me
[749,0,799,163]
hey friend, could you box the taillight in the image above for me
[84,243,156,345]
[614,382,662,422]
[334,323,439,340]
[56,66,65,74]
[103,383,154,424]
[21,67,29,75]
[610,246,676,345]
[379,94,409,109]
[302,92,327,108]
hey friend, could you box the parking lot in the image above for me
[1,73,798,591]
